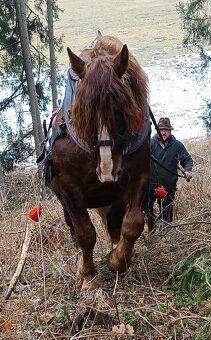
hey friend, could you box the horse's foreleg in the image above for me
[72,211,97,291]
[63,208,77,245]
[56,194,78,246]
[58,188,97,291]
[107,201,125,247]
[107,208,145,273]
[107,173,149,273]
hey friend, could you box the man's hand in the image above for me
[184,171,192,181]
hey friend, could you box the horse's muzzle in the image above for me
[96,169,123,183]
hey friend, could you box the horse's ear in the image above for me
[113,44,129,78]
[67,47,85,78]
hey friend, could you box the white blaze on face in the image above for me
[98,125,114,182]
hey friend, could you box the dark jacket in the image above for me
[150,134,193,191]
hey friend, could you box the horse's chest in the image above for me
[84,182,121,208]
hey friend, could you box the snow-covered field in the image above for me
[144,53,210,140]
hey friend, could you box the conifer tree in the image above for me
[0,0,63,170]
[177,0,211,133]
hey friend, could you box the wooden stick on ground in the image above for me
[4,222,32,301]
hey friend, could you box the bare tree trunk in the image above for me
[0,160,7,205]
[14,0,43,159]
[47,0,58,108]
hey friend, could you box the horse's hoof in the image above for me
[81,275,99,294]
[107,250,131,273]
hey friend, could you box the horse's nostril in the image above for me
[117,170,123,178]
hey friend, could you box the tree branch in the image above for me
[0,78,26,111]
[0,40,20,52]
[4,222,32,301]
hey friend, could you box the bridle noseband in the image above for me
[92,130,132,156]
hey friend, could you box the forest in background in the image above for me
[0,0,210,338]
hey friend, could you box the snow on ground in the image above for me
[144,53,210,140]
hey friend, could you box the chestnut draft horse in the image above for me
[47,34,151,291]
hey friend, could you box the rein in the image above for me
[152,155,187,179]
[149,107,166,147]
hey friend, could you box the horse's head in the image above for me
[67,43,144,182]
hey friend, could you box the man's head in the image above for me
[157,117,174,142]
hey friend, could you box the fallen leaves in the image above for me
[0,317,13,332]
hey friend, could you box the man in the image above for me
[148,117,193,231]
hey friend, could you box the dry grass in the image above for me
[0,137,211,339]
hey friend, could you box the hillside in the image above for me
[0,137,210,339]
[0,1,210,338]
[53,0,209,140]
[55,0,183,66]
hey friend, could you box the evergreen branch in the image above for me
[25,3,39,18]
[0,92,23,111]
[186,0,208,16]
[184,15,211,22]
[0,78,26,111]
[30,42,49,61]
[0,40,20,52]
[0,1,8,8]
[4,129,33,152]
[25,3,46,30]
[29,42,49,82]
[162,245,211,286]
